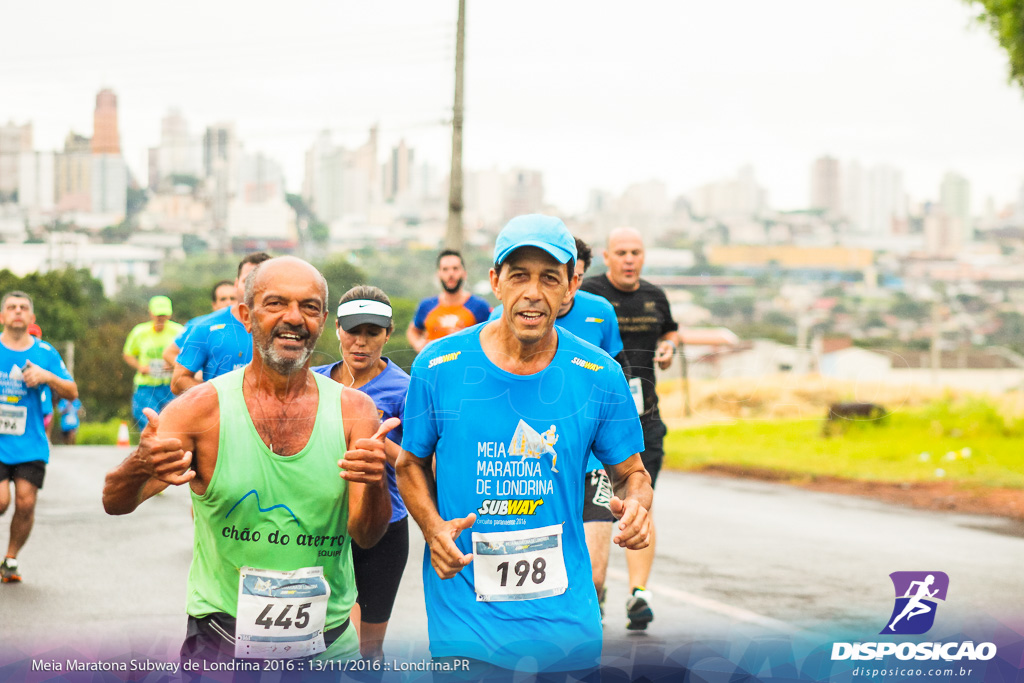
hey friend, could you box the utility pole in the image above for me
[445,0,465,252]
[930,300,942,386]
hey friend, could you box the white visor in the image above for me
[336,299,393,331]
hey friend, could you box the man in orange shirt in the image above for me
[406,249,491,353]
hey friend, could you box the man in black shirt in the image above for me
[580,227,679,631]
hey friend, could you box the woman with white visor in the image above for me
[312,285,410,662]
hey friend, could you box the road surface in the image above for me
[1,446,1021,679]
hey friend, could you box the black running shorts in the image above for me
[640,414,667,488]
[0,460,46,489]
[352,516,409,624]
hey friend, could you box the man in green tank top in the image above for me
[103,257,395,673]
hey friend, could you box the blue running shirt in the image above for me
[58,397,82,432]
[173,309,217,347]
[402,324,643,672]
[313,358,410,524]
[0,338,73,465]
[492,291,624,473]
[175,306,252,381]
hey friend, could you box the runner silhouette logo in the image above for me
[881,571,949,635]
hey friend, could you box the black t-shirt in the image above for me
[580,275,678,416]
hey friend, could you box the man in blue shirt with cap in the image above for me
[398,214,652,678]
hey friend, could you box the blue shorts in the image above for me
[132,384,174,429]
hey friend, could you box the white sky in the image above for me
[3,0,1024,214]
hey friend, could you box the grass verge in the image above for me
[664,398,1024,490]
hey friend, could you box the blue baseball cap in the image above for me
[493,214,577,267]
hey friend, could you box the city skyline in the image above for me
[3,0,1024,214]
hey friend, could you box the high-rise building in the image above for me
[504,168,545,220]
[203,122,238,180]
[303,130,344,223]
[91,154,127,218]
[383,139,413,203]
[302,127,380,227]
[691,165,767,218]
[939,171,971,243]
[842,160,866,231]
[811,156,841,214]
[154,108,202,186]
[863,164,906,236]
[92,89,120,155]
[18,151,55,212]
[203,122,239,227]
[238,152,284,203]
[228,152,294,243]
[55,132,93,212]
[351,125,379,210]
[464,166,505,227]
[0,121,32,199]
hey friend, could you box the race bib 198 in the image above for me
[0,405,27,436]
[471,525,568,602]
[234,566,330,659]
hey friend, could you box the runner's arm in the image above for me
[654,330,679,369]
[22,362,78,400]
[397,448,475,579]
[406,321,428,353]
[171,363,202,395]
[122,352,146,373]
[383,438,401,467]
[45,374,78,400]
[102,389,210,515]
[342,389,392,548]
[162,341,179,366]
[605,454,653,550]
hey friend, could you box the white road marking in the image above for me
[607,568,818,639]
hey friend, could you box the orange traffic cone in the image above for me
[116,421,130,448]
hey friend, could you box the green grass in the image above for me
[77,418,137,446]
[664,398,1024,489]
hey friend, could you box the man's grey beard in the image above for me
[253,323,318,374]
[258,343,313,375]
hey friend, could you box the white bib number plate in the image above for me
[471,524,568,602]
[234,566,330,659]
[628,377,644,415]
[148,359,171,379]
[0,405,27,436]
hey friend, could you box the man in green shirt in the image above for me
[103,257,393,672]
[123,296,184,429]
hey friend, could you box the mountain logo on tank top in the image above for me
[225,489,300,526]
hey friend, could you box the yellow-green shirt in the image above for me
[123,320,184,386]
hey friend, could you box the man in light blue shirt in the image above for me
[489,237,626,614]
[0,291,78,583]
[397,215,652,677]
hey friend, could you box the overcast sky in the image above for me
[3,0,1024,214]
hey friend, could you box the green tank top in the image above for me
[187,368,355,630]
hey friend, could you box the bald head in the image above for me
[245,256,328,310]
[243,256,329,376]
[604,227,645,292]
[607,227,644,248]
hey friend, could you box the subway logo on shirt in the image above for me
[477,499,545,516]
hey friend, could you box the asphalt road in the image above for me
[2,446,1022,676]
